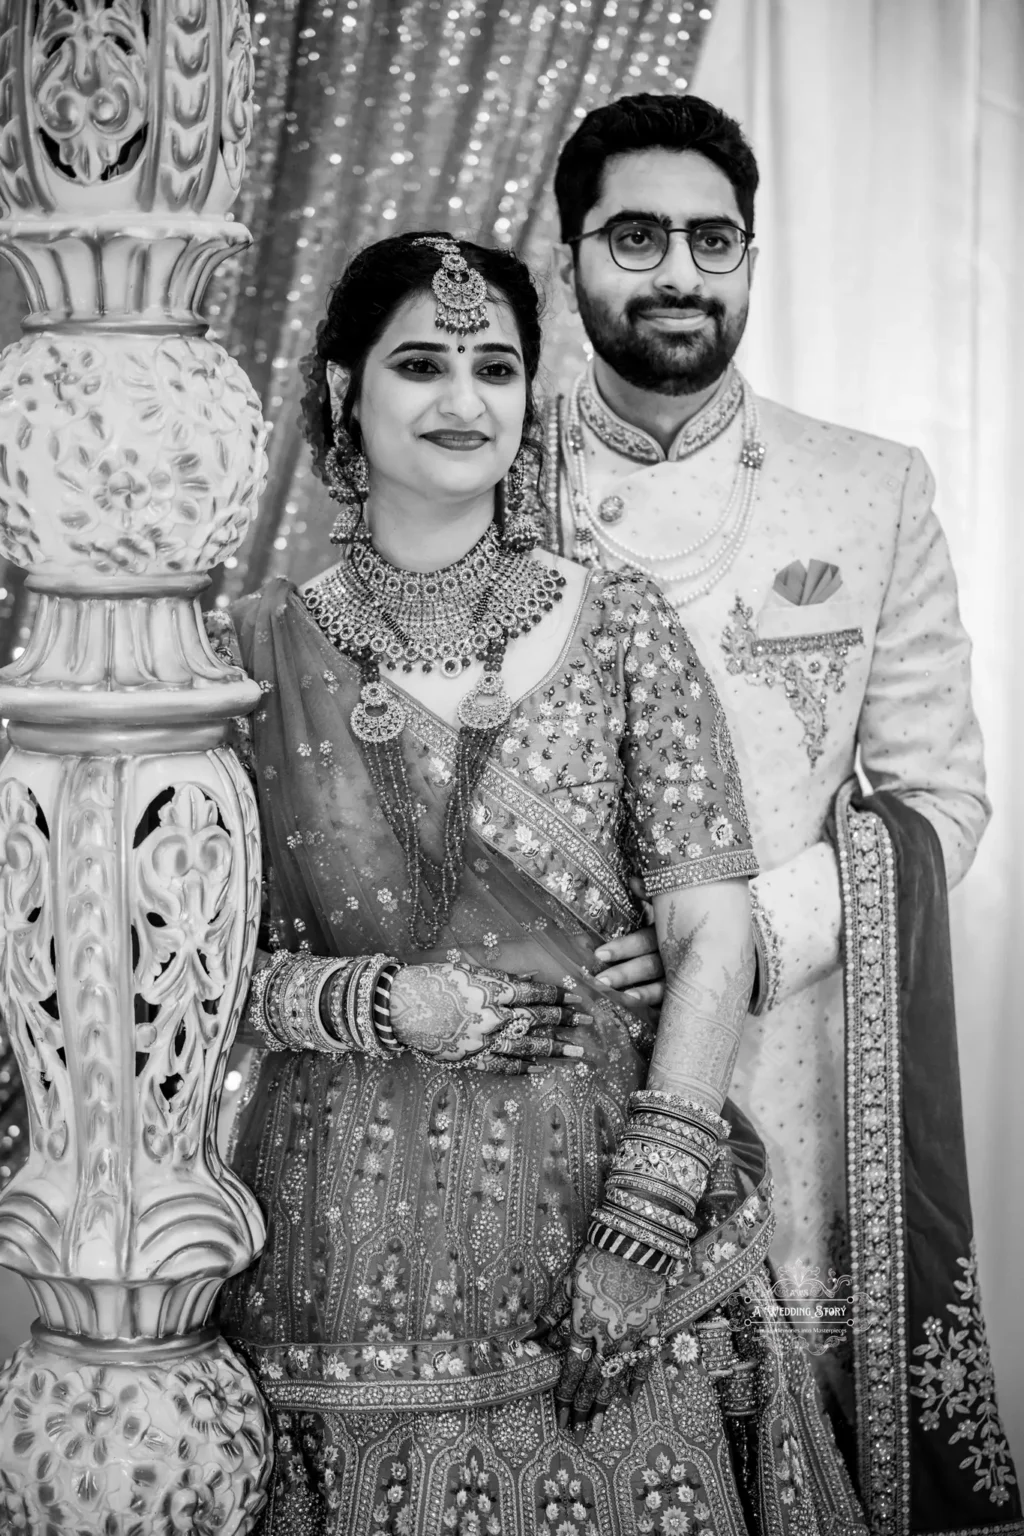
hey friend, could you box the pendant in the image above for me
[597,494,625,525]
[457,668,512,731]
[351,679,406,744]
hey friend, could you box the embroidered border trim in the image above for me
[748,884,782,1015]
[644,847,759,895]
[540,395,564,553]
[751,627,864,657]
[248,1349,562,1412]
[835,781,910,1536]
[405,699,638,926]
[924,1525,1024,1536]
[577,364,743,465]
[662,1206,776,1334]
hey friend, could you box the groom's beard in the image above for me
[575,282,748,397]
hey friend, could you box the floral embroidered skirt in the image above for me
[251,1323,863,1535]
[223,1045,864,1535]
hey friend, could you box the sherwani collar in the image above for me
[577,362,744,465]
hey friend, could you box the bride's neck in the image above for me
[365,485,495,571]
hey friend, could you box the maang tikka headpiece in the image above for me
[413,236,489,336]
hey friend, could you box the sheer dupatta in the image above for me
[234,578,648,991]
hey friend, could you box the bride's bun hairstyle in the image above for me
[299,231,544,485]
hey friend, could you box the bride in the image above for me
[211,230,864,1533]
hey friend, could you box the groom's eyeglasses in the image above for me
[569,218,752,275]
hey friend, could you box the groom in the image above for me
[543,93,1018,1527]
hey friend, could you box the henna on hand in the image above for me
[553,1243,665,1434]
[569,1247,664,1345]
[388,963,486,1056]
[388,962,580,1062]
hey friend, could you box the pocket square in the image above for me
[772,559,843,606]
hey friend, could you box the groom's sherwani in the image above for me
[541,369,990,1282]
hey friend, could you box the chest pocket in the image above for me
[755,592,862,642]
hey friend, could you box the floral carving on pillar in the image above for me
[0,0,271,1529]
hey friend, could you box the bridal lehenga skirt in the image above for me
[243,1306,864,1536]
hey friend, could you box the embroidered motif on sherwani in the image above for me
[720,595,864,766]
[213,571,866,1535]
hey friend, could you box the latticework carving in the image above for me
[0,1,271,1528]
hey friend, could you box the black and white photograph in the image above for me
[0,1,1020,1531]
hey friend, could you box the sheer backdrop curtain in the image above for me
[694,0,1024,1460]
[203,0,716,607]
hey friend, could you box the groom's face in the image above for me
[557,148,755,396]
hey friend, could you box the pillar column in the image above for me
[0,1,272,1528]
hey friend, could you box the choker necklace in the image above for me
[564,371,765,605]
[303,523,566,679]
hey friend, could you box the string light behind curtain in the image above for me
[200,0,716,605]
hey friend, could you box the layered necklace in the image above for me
[563,369,766,605]
[303,524,566,947]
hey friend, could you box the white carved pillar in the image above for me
[0,2,272,1529]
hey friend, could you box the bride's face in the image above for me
[352,290,528,509]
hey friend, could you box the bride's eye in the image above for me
[396,357,443,375]
[479,362,518,380]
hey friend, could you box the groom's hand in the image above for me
[592,881,664,1007]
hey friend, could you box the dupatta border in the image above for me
[834,780,910,1535]
[402,695,639,928]
[661,1203,776,1334]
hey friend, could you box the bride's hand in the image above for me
[388,961,591,1065]
[547,1244,665,1437]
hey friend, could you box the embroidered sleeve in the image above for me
[612,574,758,896]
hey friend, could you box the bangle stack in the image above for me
[589,1090,729,1281]
[336,954,402,1060]
[248,951,401,1057]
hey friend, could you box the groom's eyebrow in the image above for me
[603,209,737,228]
[603,208,672,226]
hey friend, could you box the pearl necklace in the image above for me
[563,372,765,606]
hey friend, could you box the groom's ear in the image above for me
[551,244,579,315]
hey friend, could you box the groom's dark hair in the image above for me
[554,94,759,244]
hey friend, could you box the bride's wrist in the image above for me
[245,951,402,1056]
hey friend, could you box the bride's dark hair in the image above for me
[299,231,544,484]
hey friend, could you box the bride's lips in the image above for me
[420,430,491,450]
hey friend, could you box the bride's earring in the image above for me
[501,447,542,551]
[326,430,370,544]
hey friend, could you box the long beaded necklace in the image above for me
[563,372,766,605]
[303,525,566,947]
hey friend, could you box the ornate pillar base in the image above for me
[0,1324,271,1534]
